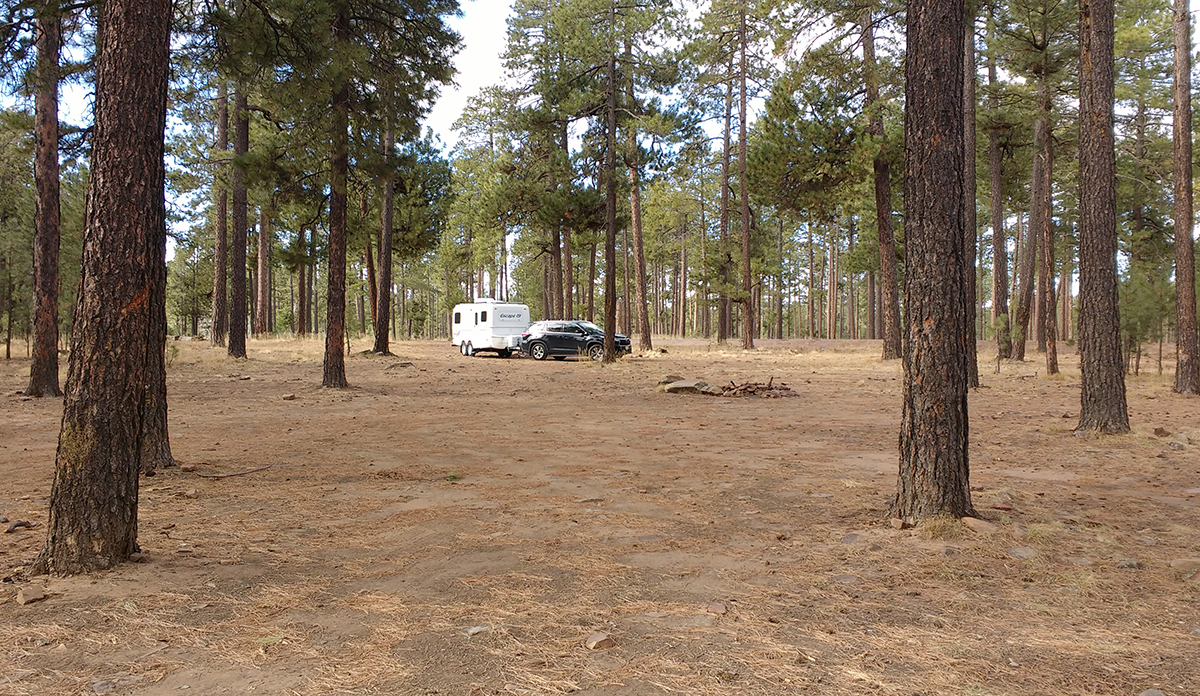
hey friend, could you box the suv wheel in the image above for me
[588,344,604,361]
[530,342,548,360]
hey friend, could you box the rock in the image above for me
[941,546,959,557]
[129,552,150,563]
[0,515,7,523]
[281,394,296,401]
[663,379,708,394]
[1169,559,1200,574]
[384,361,414,370]
[990,502,1014,511]
[1174,433,1191,445]
[867,544,883,552]
[584,631,615,650]
[91,681,115,694]
[1138,690,1166,696]
[1153,427,1171,437]
[961,517,998,534]
[183,489,198,499]
[889,518,912,530]
[1185,488,1200,495]
[832,574,859,584]
[705,602,728,615]
[1066,556,1093,566]
[16,586,46,605]
[1116,558,1142,569]
[1008,547,1037,560]
[179,464,197,472]
[656,375,684,387]
[840,533,863,544]
[575,496,604,504]
[700,385,724,396]
[466,626,489,637]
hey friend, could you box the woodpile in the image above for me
[719,378,798,398]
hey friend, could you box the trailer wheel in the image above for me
[588,344,604,361]
[459,342,467,356]
[530,342,548,361]
[465,342,474,357]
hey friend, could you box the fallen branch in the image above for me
[195,464,273,479]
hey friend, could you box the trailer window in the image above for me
[481,311,488,322]
[454,312,461,324]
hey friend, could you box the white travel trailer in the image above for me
[450,299,530,358]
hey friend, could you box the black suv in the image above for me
[519,320,632,360]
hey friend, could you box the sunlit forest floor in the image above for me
[2,337,1198,695]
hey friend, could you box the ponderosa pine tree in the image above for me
[24,0,62,398]
[1077,0,1129,433]
[228,85,248,358]
[33,0,171,575]
[1173,0,1199,395]
[210,81,229,347]
[891,0,976,521]
[861,3,901,361]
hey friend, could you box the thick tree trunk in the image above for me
[228,86,248,358]
[891,0,976,521]
[211,82,229,347]
[33,0,170,575]
[373,118,394,355]
[26,5,62,398]
[1076,0,1129,432]
[739,1,754,350]
[1174,0,1199,394]
[862,9,902,360]
[323,2,350,387]
[602,32,618,362]
[963,9,979,387]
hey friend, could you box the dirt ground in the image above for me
[1,336,1198,696]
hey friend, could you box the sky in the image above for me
[423,0,516,151]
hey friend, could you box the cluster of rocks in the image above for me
[655,375,799,398]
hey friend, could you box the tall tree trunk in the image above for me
[297,228,307,336]
[26,3,62,397]
[1039,136,1058,374]
[891,0,976,521]
[33,0,170,575]
[963,7,979,386]
[863,6,902,359]
[590,239,598,324]
[323,1,350,387]
[602,18,618,362]
[211,81,229,347]
[1014,82,1048,361]
[1174,0,1199,394]
[718,70,733,344]
[255,207,271,336]
[738,0,754,350]
[1077,0,1129,432]
[561,126,574,318]
[373,115,395,355]
[631,166,652,350]
[228,85,248,358]
[987,11,1011,359]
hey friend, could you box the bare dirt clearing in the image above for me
[2,338,1198,695]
